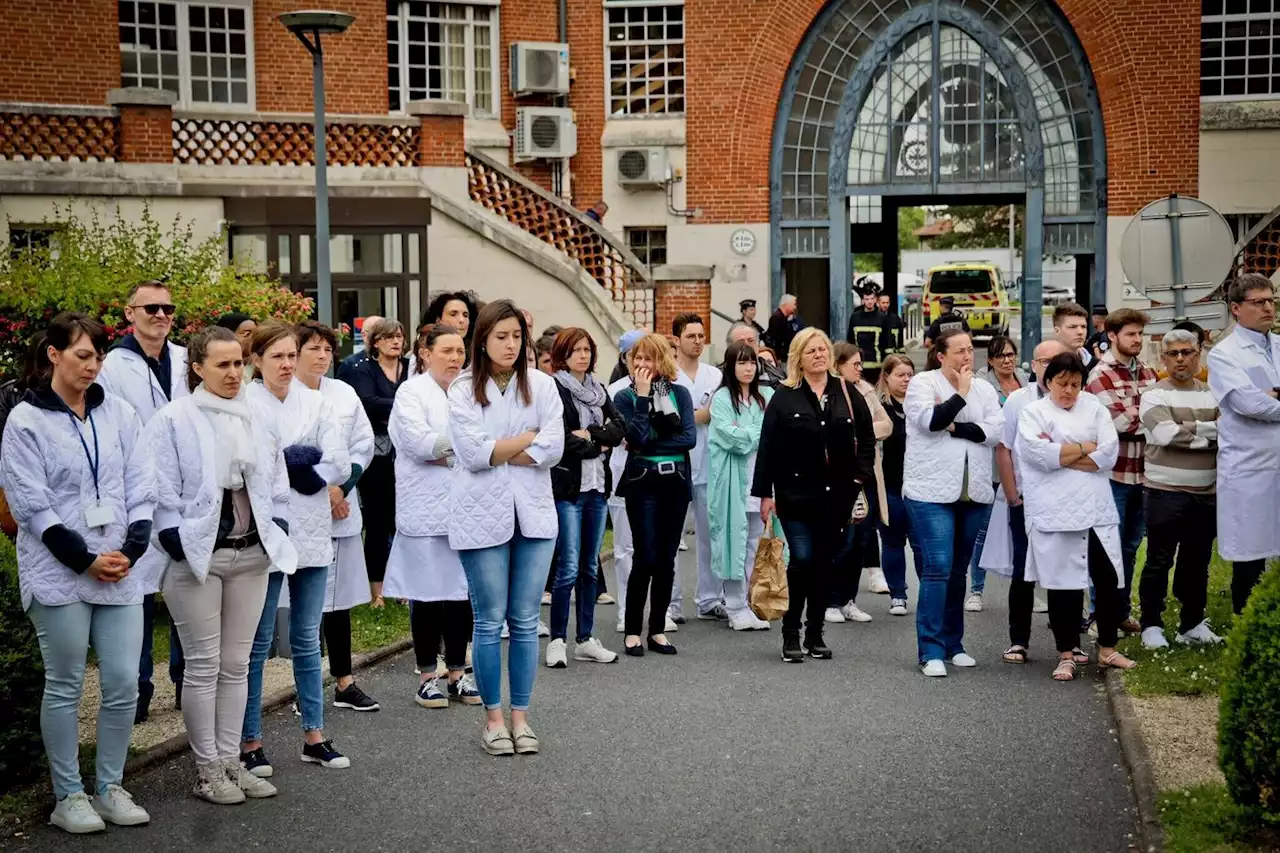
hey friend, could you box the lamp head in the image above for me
[278,10,354,35]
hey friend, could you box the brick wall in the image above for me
[117,105,173,163]
[0,0,117,104]
[654,279,712,341]
[417,115,465,166]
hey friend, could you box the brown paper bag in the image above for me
[0,489,16,541]
[749,530,788,622]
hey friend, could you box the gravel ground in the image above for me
[1130,694,1224,792]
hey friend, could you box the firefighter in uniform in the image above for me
[845,279,891,385]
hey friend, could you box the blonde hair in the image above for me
[627,332,678,381]
[784,327,836,387]
[877,353,915,403]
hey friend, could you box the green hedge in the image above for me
[0,537,46,794]
[1219,562,1280,820]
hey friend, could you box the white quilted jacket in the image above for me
[446,369,565,550]
[1,390,155,609]
[389,372,455,538]
[144,394,298,582]
[902,370,1005,505]
[246,380,350,569]
[317,377,374,539]
[1017,394,1120,532]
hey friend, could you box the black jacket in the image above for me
[846,307,893,366]
[550,381,627,501]
[345,356,409,435]
[765,309,798,360]
[752,378,876,522]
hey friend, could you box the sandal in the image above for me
[1098,650,1136,670]
[1002,645,1028,664]
[1052,659,1077,681]
[1071,647,1089,666]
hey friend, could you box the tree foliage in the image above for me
[929,204,1025,252]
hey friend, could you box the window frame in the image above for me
[624,226,668,268]
[7,224,62,261]
[1200,1,1280,102]
[387,0,502,118]
[603,0,686,118]
[118,0,257,111]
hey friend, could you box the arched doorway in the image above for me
[770,0,1106,353]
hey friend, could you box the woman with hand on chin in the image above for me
[448,301,564,756]
[1,313,156,833]
[146,326,294,804]
[293,321,379,713]
[240,322,352,774]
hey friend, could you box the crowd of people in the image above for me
[0,271,1276,834]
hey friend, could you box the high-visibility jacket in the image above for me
[846,308,891,368]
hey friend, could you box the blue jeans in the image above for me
[552,490,608,642]
[1091,481,1145,618]
[28,601,144,799]
[140,592,186,690]
[459,524,557,712]
[879,490,922,600]
[905,499,991,664]
[241,566,327,742]
[968,526,988,594]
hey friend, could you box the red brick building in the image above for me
[1,0,1276,353]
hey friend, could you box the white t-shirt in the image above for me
[676,362,722,487]
[606,376,632,508]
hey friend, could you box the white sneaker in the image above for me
[922,659,948,677]
[537,619,551,638]
[1175,620,1224,645]
[889,598,908,616]
[678,539,688,551]
[616,617,625,633]
[824,607,846,624]
[840,602,872,623]
[49,792,106,834]
[597,592,616,605]
[93,784,150,826]
[664,614,679,633]
[193,762,245,805]
[1141,626,1170,650]
[867,568,890,594]
[574,637,619,663]
[949,652,978,668]
[545,638,568,668]
[500,621,510,639]
[1032,588,1049,613]
[541,591,551,606]
[233,763,277,799]
[729,612,766,631]
[965,593,983,612]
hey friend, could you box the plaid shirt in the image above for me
[1086,351,1159,485]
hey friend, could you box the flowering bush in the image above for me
[0,206,313,378]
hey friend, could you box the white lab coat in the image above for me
[446,369,565,551]
[1017,394,1124,590]
[1207,327,1280,562]
[317,377,374,612]
[902,370,1005,505]
[675,362,722,486]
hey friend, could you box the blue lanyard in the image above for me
[69,411,101,502]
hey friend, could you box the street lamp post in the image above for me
[278,10,354,330]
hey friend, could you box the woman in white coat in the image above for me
[294,321,379,713]
[239,322,352,775]
[385,324,482,708]
[448,300,564,757]
[1,312,155,833]
[1017,352,1135,680]
[146,326,294,804]
[902,329,1004,677]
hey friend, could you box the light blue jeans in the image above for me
[28,600,144,799]
[459,524,557,712]
[551,490,608,642]
[905,499,991,664]
[241,566,327,742]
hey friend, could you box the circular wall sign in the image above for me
[730,228,757,256]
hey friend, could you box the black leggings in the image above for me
[411,600,473,672]
[1047,530,1121,652]
[322,610,353,679]
[360,453,395,583]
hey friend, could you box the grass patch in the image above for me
[349,598,411,653]
[602,528,613,558]
[1161,784,1280,853]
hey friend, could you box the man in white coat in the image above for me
[1207,273,1280,613]
[98,279,191,723]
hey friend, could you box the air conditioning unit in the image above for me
[514,107,577,161]
[616,147,668,188]
[510,42,570,96]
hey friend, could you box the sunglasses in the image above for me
[133,303,177,317]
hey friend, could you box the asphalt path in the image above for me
[9,549,1139,853]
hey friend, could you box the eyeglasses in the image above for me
[1240,296,1279,309]
[132,303,176,316]
[1164,349,1198,359]
[991,351,1016,360]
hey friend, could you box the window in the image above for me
[8,226,59,261]
[387,1,499,116]
[1201,0,1280,99]
[118,0,254,108]
[606,0,684,116]
[625,227,667,268]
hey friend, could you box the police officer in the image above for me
[739,299,766,341]
[846,280,891,385]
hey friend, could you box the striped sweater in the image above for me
[1138,379,1219,493]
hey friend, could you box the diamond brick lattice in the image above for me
[0,112,118,162]
[173,118,419,166]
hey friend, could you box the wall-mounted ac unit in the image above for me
[514,107,577,161]
[510,42,570,96]
[616,147,668,188]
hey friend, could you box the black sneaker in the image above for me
[333,683,380,712]
[240,747,273,778]
[805,639,834,660]
[301,740,351,769]
[782,634,804,664]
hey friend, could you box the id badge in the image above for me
[84,503,113,529]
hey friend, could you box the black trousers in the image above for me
[1047,530,1122,652]
[623,472,690,637]
[1139,488,1215,633]
[1233,559,1268,614]
[359,453,395,583]
[411,600,473,671]
[1005,504,1035,648]
[778,513,842,642]
[322,610,353,679]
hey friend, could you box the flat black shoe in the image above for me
[805,642,833,660]
[134,682,154,725]
[624,643,645,657]
[646,638,677,655]
[782,635,804,664]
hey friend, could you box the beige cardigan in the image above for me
[856,379,892,525]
